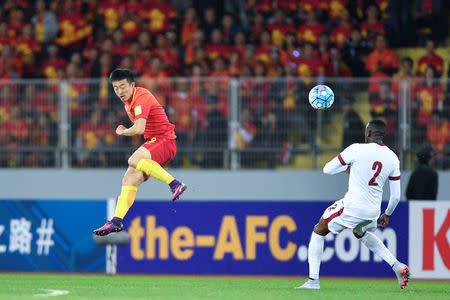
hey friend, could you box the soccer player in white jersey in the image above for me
[297,120,410,290]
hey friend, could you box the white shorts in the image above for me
[322,200,377,235]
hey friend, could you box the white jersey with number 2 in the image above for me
[335,143,401,220]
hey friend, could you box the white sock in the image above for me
[361,231,398,267]
[308,232,325,280]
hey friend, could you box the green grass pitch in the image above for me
[0,274,448,300]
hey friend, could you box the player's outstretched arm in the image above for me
[384,178,401,218]
[323,156,348,175]
[116,118,146,136]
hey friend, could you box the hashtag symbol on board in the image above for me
[36,218,55,256]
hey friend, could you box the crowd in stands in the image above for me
[0,0,448,168]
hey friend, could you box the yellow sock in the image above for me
[114,185,137,219]
[136,159,174,184]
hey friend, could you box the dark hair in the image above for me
[417,146,433,164]
[401,57,413,67]
[367,119,386,138]
[109,69,135,83]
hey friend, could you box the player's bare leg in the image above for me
[296,218,330,290]
[130,147,187,202]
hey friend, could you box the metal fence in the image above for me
[0,77,448,170]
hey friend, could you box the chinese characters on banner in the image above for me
[0,218,54,256]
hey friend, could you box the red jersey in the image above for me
[78,121,109,149]
[415,83,445,126]
[330,23,353,48]
[121,19,142,41]
[124,87,176,140]
[365,48,399,73]
[297,23,326,44]
[360,21,385,39]
[427,121,450,153]
[416,54,444,76]
[298,0,322,12]
[328,0,349,20]
[267,23,296,47]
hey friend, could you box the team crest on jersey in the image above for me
[135,105,142,115]
[145,137,157,144]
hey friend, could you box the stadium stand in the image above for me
[0,0,448,169]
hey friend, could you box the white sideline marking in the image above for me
[33,289,69,297]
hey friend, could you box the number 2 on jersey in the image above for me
[368,161,383,186]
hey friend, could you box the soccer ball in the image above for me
[308,85,334,110]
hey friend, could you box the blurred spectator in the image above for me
[366,34,398,95]
[413,65,445,145]
[327,0,349,21]
[90,52,115,108]
[183,29,205,67]
[0,22,11,52]
[111,28,130,57]
[142,0,177,35]
[391,57,417,101]
[98,0,125,31]
[342,28,372,77]
[224,0,248,30]
[0,85,15,126]
[75,109,108,167]
[255,30,274,66]
[235,107,257,167]
[297,10,326,45]
[54,0,93,58]
[32,85,59,124]
[250,12,265,44]
[318,32,332,64]
[325,47,352,78]
[416,39,444,77]
[201,7,219,43]
[41,44,67,79]
[26,114,54,167]
[121,12,142,42]
[8,9,25,37]
[232,31,247,61]
[152,34,179,72]
[406,146,438,199]
[65,62,88,128]
[342,97,365,149]
[384,0,414,47]
[280,32,300,64]
[427,111,450,168]
[0,106,30,167]
[330,8,353,48]
[19,84,40,125]
[198,86,228,168]
[412,0,447,45]
[181,8,198,46]
[14,24,41,77]
[253,111,285,168]
[206,28,231,61]
[31,0,58,44]
[294,43,324,87]
[0,44,23,79]
[360,4,386,43]
[228,51,242,77]
[220,13,241,45]
[298,0,325,17]
[370,81,397,147]
[266,9,295,47]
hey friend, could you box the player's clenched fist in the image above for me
[378,214,390,228]
[116,124,126,135]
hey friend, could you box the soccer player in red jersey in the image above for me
[94,69,187,236]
